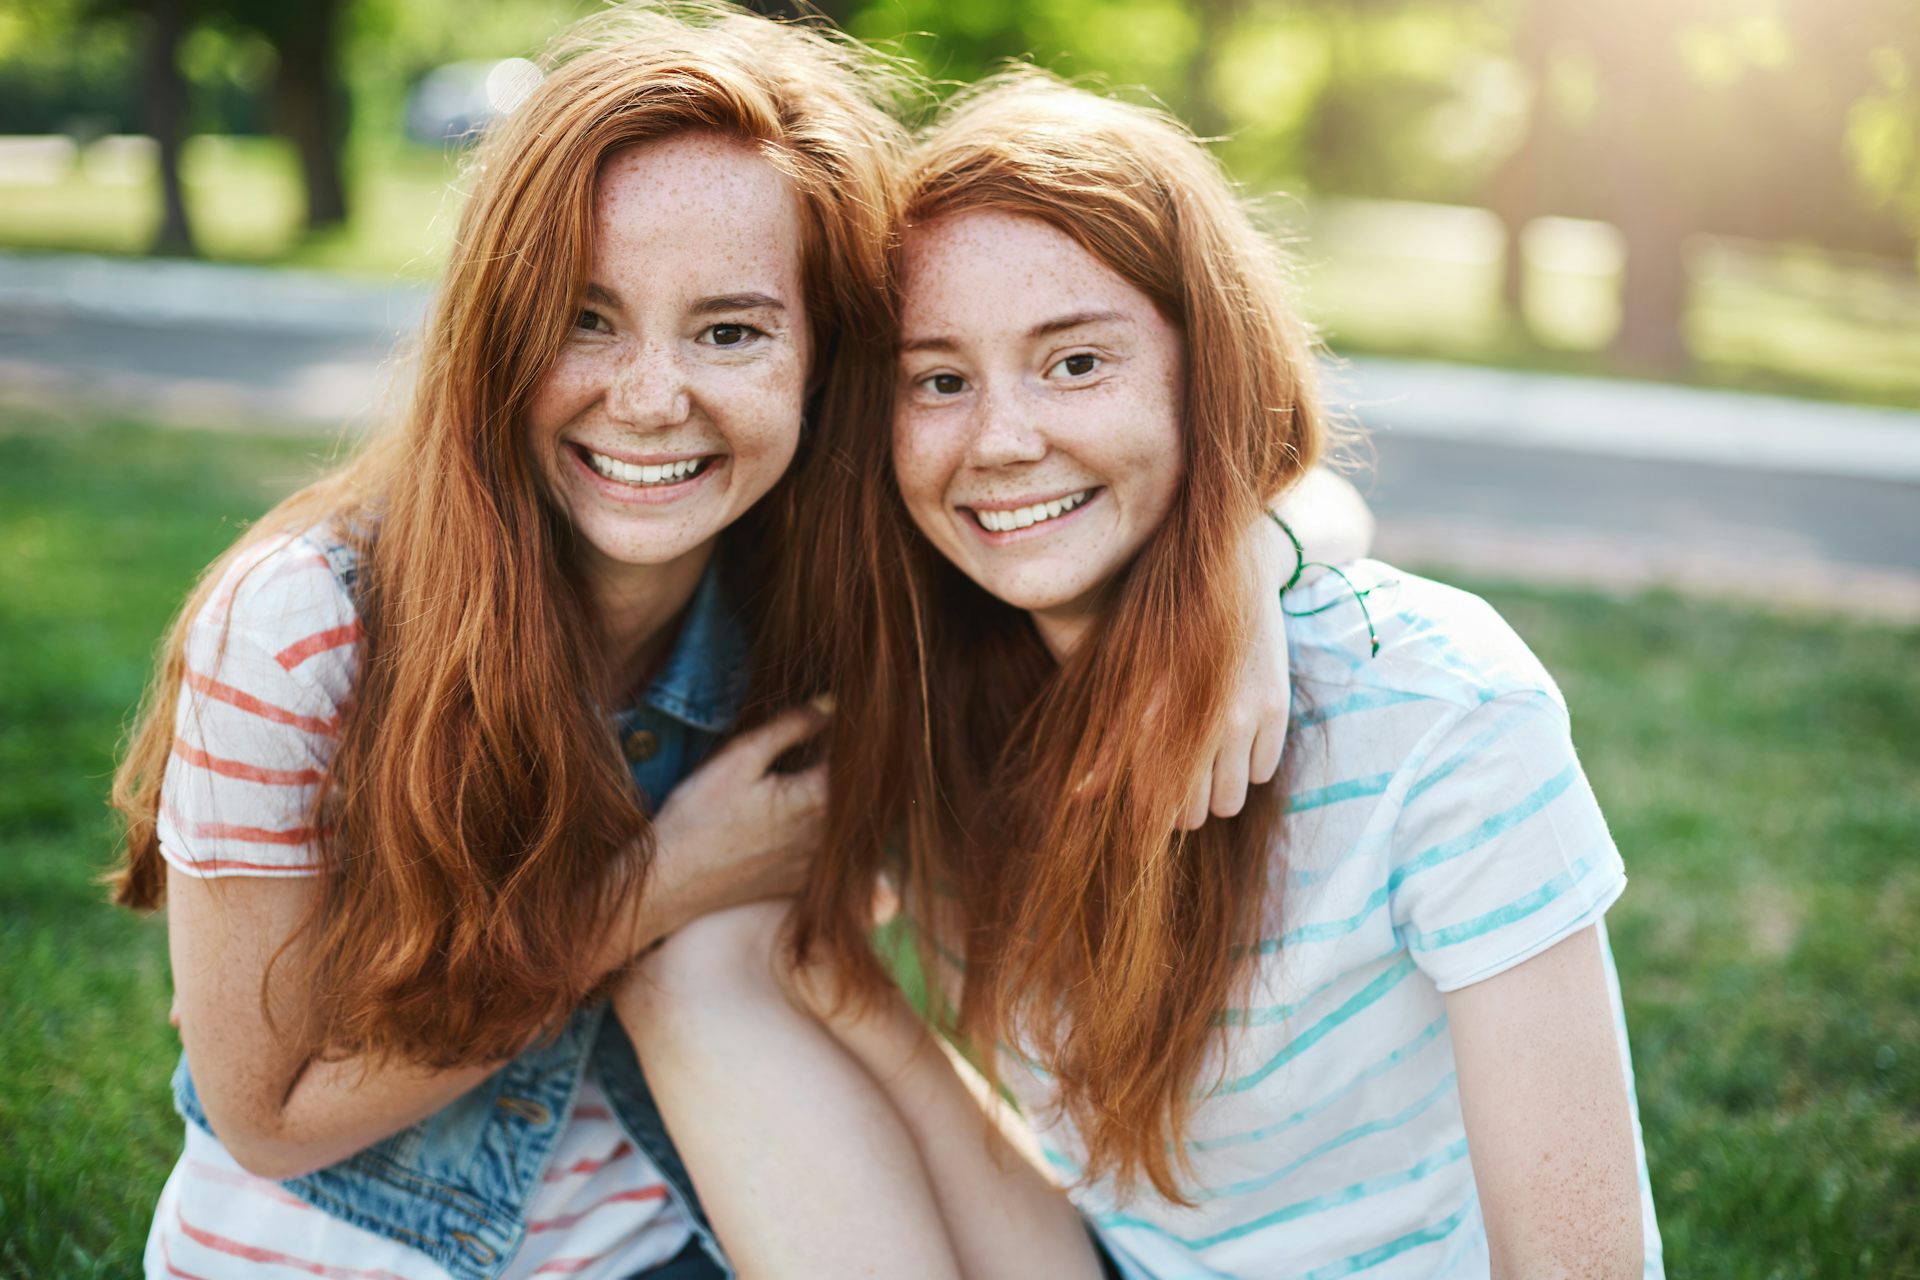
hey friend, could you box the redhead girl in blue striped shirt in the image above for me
[618,72,1661,1280]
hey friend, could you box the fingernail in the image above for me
[809,692,837,715]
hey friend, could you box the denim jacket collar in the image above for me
[633,555,751,734]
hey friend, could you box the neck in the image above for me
[1029,599,1100,663]
[579,538,716,703]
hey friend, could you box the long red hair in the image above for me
[792,72,1325,1202]
[110,2,905,1068]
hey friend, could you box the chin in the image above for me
[581,520,719,568]
[987,576,1096,616]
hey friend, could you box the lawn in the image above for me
[2,136,1917,409]
[0,136,461,280]
[1,415,1917,1277]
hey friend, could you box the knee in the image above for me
[636,901,792,1008]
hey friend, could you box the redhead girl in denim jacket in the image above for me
[112,12,1351,1278]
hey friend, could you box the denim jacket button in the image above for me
[495,1096,553,1125]
[623,729,661,762]
[451,1231,497,1263]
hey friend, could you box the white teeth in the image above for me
[974,489,1092,534]
[586,450,706,486]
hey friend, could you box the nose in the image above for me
[965,387,1047,469]
[605,339,692,430]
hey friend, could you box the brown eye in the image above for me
[930,374,965,395]
[708,324,749,346]
[576,310,608,333]
[1061,353,1098,376]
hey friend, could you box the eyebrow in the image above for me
[692,292,787,316]
[1027,309,1128,339]
[899,309,1131,355]
[581,284,787,315]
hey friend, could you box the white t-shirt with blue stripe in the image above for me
[1002,561,1664,1279]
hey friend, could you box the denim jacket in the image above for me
[171,543,751,1280]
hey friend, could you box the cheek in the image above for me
[889,412,948,514]
[1143,449,1185,527]
[1105,384,1185,526]
[736,361,808,460]
[527,355,593,443]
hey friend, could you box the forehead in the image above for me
[593,133,804,284]
[898,210,1148,331]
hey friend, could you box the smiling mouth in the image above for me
[968,488,1098,534]
[576,444,714,488]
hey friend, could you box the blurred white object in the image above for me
[0,136,77,186]
[404,58,543,146]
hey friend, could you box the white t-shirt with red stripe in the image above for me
[144,531,692,1279]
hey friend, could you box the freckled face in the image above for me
[527,133,810,574]
[893,210,1185,641]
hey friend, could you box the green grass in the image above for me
[1,416,1917,1275]
[0,136,461,279]
[1296,234,1920,412]
[0,417,340,1278]
[1444,582,1920,1275]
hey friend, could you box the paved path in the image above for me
[4,251,1916,619]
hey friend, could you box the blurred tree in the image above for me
[1181,0,1245,140]
[246,0,351,229]
[10,0,1912,381]
[744,0,856,25]
[842,0,1201,121]
[96,0,351,245]
[139,0,195,254]
[134,0,350,230]
[0,0,141,135]
[843,0,1917,376]
[1485,0,1920,372]
[341,0,585,144]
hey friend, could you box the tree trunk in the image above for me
[1612,206,1692,374]
[143,0,195,256]
[1182,0,1240,141]
[271,0,348,231]
[1486,4,1554,341]
[1587,7,1692,375]
[1484,154,1535,334]
[1499,216,1528,326]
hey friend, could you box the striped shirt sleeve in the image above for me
[156,538,360,879]
[1386,688,1626,992]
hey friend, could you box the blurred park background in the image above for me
[4,0,1920,396]
[2,0,1917,1275]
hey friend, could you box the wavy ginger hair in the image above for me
[109,2,905,1068]
[791,73,1325,1202]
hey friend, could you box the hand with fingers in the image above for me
[1177,574,1291,830]
[626,703,831,955]
[1175,510,1298,831]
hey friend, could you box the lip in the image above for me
[961,486,1103,544]
[965,485,1098,514]
[568,442,724,504]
